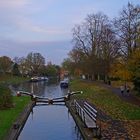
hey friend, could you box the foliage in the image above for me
[12,63,21,76]
[0,75,29,85]
[70,80,140,120]
[46,64,57,76]
[128,48,140,93]
[114,3,140,57]
[0,96,30,140]
[63,3,140,84]
[25,52,45,75]
[61,58,75,75]
[0,56,13,74]
[66,12,120,80]
[14,52,46,76]
[110,60,132,81]
[133,77,140,93]
[0,85,13,109]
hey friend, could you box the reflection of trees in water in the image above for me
[43,84,69,98]
[11,82,46,96]
[11,82,31,93]
[11,81,69,97]
[30,82,46,96]
[60,88,69,96]
[47,77,59,85]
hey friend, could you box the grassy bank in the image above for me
[0,96,30,140]
[0,75,29,85]
[70,80,140,120]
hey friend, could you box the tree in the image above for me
[110,2,140,87]
[114,2,140,57]
[12,63,20,76]
[99,24,120,80]
[25,52,45,75]
[62,58,75,75]
[110,59,132,81]
[71,12,120,80]
[46,64,57,77]
[128,48,140,93]
[0,56,13,74]
[17,57,28,76]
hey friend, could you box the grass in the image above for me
[0,96,30,140]
[0,74,29,85]
[70,79,140,120]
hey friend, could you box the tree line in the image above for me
[0,52,60,77]
[62,3,140,92]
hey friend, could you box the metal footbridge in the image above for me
[16,90,83,104]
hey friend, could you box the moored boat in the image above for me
[30,76,48,82]
[60,78,69,88]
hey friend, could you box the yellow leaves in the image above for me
[128,48,140,77]
[109,48,140,81]
[110,61,132,81]
[74,68,82,76]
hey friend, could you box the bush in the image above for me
[0,85,13,109]
[133,77,140,94]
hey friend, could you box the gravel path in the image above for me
[95,81,140,107]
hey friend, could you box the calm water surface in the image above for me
[18,105,82,140]
[12,81,83,140]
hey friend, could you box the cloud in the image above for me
[0,0,29,9]
[0,0,71,41]
[0,0,98,42]
[15,17,69,35]
[0,39,72,64]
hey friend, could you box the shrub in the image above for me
[0,85,13,109]
[133,77,140,94]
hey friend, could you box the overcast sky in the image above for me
[0,0,139,65]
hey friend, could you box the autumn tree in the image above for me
[71,12,120,80]
[128,47,140,93]
[114,2,140,57]
[110,3,140,83]
[62,58,75,75]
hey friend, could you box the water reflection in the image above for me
[18,105,83,140]
[11,81,83,140]
[10,80,68,98]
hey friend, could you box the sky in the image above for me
[0,0,139,65]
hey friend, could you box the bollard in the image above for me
[17,92,21,97]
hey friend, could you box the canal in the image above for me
[11,80,83,140]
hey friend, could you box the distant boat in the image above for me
[60,78,69,88]
[30,76,48,82]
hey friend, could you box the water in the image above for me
[12,81,83,140]
[10,81,68,98]
[18,105,82,140]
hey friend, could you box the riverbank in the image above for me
[70,79,140,139]
[0,75,30,140]
[5,99,35,140]
[0,75,29,85]
[0,96,31,140]
[66,100,96,140]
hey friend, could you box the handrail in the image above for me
[16,90,83,104]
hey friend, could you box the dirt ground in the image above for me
[124,120,140,140]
